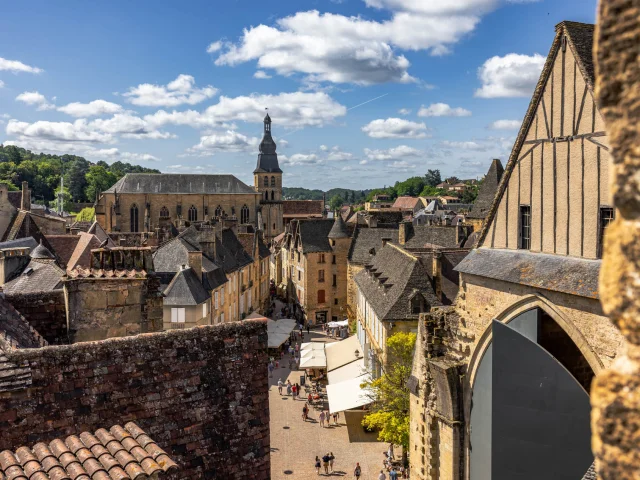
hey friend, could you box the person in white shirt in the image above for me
[378,470,387,480]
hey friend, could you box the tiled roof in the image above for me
[237,232,270,259]
[283,200,324,217]
[70,221,93,232]
[104,173,257,195]
[2,212,56,256]
[562,21,595,86]
[297,219,334,253]
[47,236,81,267]
[0,422,178,480]
[354,243,441,321]
[6,191,22,210]
[327,214,349,239]
[0,238,38,253]
[30,241,55,260]
[87,221,116,248]
[163,266,210,306]
[67,233,102,271]
[392,196,421,210]
[65,268,148,279]
[467,159,504,219]
[3,259,64,295]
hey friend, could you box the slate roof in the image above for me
[0,422,178,479]
[327,214,350,239]
[581,462,597,480]
[30,241,55,260]
[354,243,441,321]
[46,235,81,267]
[467,159,504,220]
[455,248,601,299]
[297,219,335,253]
[2,212,56,256]
[0,237,38,253]
[392,196,421,210]
[104,173,257,195]
[283,200,324,217]
[563,21,595,86]
[254,116,282,174]
[87,221,116,248]
[163,266,210,306]
[237,232,270,260]
[3,259,65,295]
[6,191,22,210]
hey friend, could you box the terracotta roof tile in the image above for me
[283,200,324,217]
[0,423,177,480]
[392,196,421,210]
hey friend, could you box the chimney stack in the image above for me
[398,221,412,245]
[21,181,30,211]
[187,251,203,280]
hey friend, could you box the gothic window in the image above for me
[215,205,223,218]
[130,204,139,232]
[188,205,197,222]
[231,206,236,216]
[411,293,427,314]
[271,176,276,187]
[241,204,250,224]
[159,206,169,218]
[264,176,269,187]
[271,190,275,201]
[204,206,208,216]
[264,191,269,201]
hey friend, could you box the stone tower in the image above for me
[253,113,284,241]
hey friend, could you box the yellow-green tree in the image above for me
[361,331,416,462]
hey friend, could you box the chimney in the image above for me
[199,228,218,261]
[399,221,412,245]
[21,181,30,211]
[381,237,392,247]
[0,248,30,286]
[367,215,377,228]
[432,250,442,301]
[188,251,203,280]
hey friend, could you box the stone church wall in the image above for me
[0,321,270,479]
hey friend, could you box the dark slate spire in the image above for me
[328,212,349,239]
[467,159,505,219]
[30,239,55,259]
[254,113,282,174]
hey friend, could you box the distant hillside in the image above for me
[283,187,370,202]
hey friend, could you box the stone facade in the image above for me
[0,321,271,479]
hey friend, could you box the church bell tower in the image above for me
[254,113,283,241]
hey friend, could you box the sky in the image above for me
[0,0,598,190]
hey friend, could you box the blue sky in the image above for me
[0,0,597,190]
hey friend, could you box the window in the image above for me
[203,302,208,318]
[598,207,615,258]
[221,313,225,323]
[204,206,208,216]
[159,206,169,218]
[519,205,531,250]
[298,270,301,281]
[332,255,336,264]
[297,252,301,262]
[318,270,325,282]
[171,308,185,323]
[130,204,139,232]
[264,176,269,187]
[317,290,325,303]
[188,205,197,222]
[241,204,250,224]
[221,287,225,305]
[319,253,325,263]
[265,191,269,201]
[332,274,337,287]
[334,298,338,305]
[231,206,236,216]
[271,190,275,201]
[214,291,219,309]
[215,205,222,218]
[331,239,335,246]
[176,205,182,216]
[271,176,276,187]
[411,294,426,314]
[273,223,276,230]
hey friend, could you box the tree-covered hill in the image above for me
[0,145,160,207]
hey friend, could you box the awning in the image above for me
[327,358,367,384]
[267,319,297,348]
[325,335,362,372]
[301,342,325,351]
[326,373,373,414]
[299,351,327,369]
[268,333,290,348]
[327,320,349,328]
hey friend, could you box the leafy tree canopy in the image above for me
[424,169,442,187]
[329,194,344,212]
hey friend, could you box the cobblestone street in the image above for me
[268,322,386,480]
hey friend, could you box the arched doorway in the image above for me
[468,307,594,480]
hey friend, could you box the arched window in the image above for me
[317,290,325,304]
[130,204,139,232]
[231,206,236,216]
[271,176,276,187]
[241,204,250,224]
[411,293,427,314]
[271,190,275,201]
[264,191,268,201]
[188,205,197,222]
[159,206,169,218]
[215,205,222,218]
[263,176,269,187]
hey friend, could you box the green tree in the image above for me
[329,194,344,211]
[65,158,90,202]
[361,331,416,463]
[85,166,118,202]
[395,176,426,197]
[424,169,442,187]
[75,207,96,222]
[461,185,479,204]
[445,176,461,184]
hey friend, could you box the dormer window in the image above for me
[411,293,427,314]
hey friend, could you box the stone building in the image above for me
[95,114,284,242]
[408,21,623,480]
[354,242,441,376]
[282,199,325,226]
[162,264,211,329]
[464,159,504,233]
[280,215,350,324]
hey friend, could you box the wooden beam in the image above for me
[522,131,607,145]
[541,97,551,138]
[575,85,588,135]
[586,137,610,151]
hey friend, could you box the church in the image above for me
[95,114,284,242]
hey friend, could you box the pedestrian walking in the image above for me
[307,323,310,335]
[287,381,292,396]
[277,378,283,395]
[322,453,331,475]
[354,463,362,479]
[315,456,321,475]
[295,383,301,399]
[268,361,274,378]
[302,404,309,421]
[289,345,294,356]
[319,410,326,427]
[292,383,297,398]
[329,452,335,472]
[389,467,398,480]
[288,357,294,370]
[378,470,387,480]
[332,412,338,425]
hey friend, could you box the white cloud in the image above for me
[0,57,43,74]
[320,145,329,151]
[475,53,545,98]
[326,146,353,162]
[364,145,422,161]
[398,108,411,115]
[206,41,224,53]
[281,153,321,166]
[58,100,124,117]
[6,119,112,143]
[146,91,346,129]
[15,91,55,111]
[254,70,272,79]
[186,130,260,156]
[418,102,471,117]
[123,74,218,107]
[89,114,174,139]
[212,3,486,85]
[441,140,488,151]
[489,119,521,130]
[362,118,429,139]
[0,80,4,88]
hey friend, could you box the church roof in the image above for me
[103,173,257,195]
[254,114,282,174]
[467,159,504,220]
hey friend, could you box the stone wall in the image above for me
[0,321,270,479]
[5,290,68,344]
